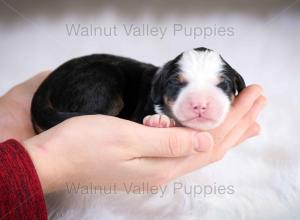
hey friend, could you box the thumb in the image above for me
[136,127,214,158]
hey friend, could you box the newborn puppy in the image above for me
[31,47,245,132]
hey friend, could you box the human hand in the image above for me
[0,71,51,141]
[22,85,265,194]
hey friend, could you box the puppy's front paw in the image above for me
[143,114,176,128]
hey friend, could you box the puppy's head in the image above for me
[151,47,245,130]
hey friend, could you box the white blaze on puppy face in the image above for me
[172,49,230,130]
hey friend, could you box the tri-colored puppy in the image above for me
[31,47,245,132]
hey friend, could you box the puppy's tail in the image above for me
[31,84,83,133]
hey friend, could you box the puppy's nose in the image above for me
[191,102,208,114]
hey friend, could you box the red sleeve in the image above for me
[0,139,47,220]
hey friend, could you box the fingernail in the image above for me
[193,132,213,152]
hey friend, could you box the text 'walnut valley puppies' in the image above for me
[31,47,245,133]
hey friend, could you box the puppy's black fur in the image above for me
[31,54,158,132]
[31,47,245,132]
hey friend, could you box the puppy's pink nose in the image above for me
[191,102,208,114]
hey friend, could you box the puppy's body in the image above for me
[32,54,158,131]
[32,47,245,132]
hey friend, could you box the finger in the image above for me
[235,122,261,146]
[217,95,266,152]
[135,127,214,158]
[155,123,262,182]
[129,152,212,186]
[211,85,262,140]
[23,70,52,90]
[141,151,215,184]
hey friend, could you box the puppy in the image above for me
[31,47,245,132]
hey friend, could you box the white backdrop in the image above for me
[1,0,299,162]
[1,0,300,219]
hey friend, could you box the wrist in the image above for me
[22,136,66,194]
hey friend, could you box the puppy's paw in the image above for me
[143,114,176,128]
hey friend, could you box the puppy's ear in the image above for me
[233,70,246,94]
[151,55,182,104]
[220,56,245,95]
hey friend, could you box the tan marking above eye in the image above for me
[176,74,188,84]
[217,76,226,85]
[164,95,174,107]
